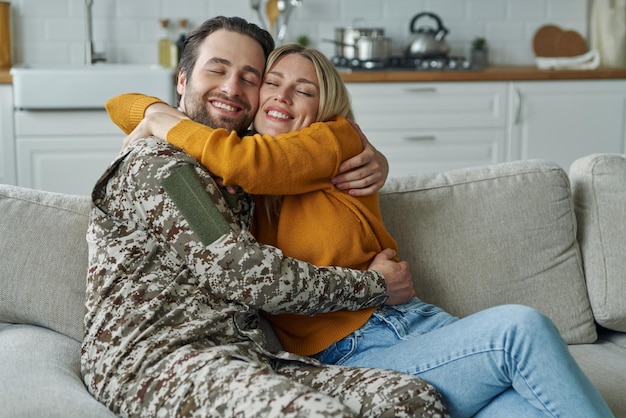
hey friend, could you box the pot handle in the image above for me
[409,12,449,39]
[322,38,357,49]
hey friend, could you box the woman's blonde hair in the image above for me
[262,44,356,225]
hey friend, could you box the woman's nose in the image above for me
[273,87,291,103]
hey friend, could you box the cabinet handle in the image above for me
[404,87,437,93]
[514,87,522,124]
[404,135,436,141]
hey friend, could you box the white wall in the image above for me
[8,0,589,66]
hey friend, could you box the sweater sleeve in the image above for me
[105,93,166,134]
[166,116,363,195]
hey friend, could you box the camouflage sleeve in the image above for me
[117,140,388,315]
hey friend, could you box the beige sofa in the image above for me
[1,154,625,417]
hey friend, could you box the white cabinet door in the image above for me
[15,110,122,195]
[508,80,626,170]
[368,129,505,176]
[346,82,508,177]
[0,84,15,185]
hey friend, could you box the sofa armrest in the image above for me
[570,154,626,332]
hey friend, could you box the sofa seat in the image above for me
[0,323,115,417]
[569,330,626,415]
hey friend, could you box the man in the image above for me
[81,16,447,417]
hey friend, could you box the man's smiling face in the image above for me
[177,29,266,134]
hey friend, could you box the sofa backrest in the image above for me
[0,158,601,346]
[570,154,626,332]
[379,159,597,344]
[0,185,91,342]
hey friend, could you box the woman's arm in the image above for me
[107,93,387,195]
[165,116,361,195]
[106,93,168,134]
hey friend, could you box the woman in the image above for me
[107,44,612,417]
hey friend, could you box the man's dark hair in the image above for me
[178,16,275,82]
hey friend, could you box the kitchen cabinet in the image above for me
[507,80,626,170]
[346,81,508,176]
[14,110,122,195]
[0,84,15,185]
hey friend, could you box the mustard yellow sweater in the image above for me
[106,93,399,356]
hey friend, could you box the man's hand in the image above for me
[368,249,415,305]
[332,121,389,197]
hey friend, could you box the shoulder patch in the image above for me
[162,164,232,245]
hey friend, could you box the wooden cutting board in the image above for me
[554,30,587,57]
[533,24,561,57]
[533,24,587,57]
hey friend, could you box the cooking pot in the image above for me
[406,12,450,58]
[325,27,391,61]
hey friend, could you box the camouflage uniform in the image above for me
[81,139,448,418]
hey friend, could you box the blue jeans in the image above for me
[312,298,613,418]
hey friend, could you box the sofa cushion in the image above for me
[570,154,626,332]
[0,323,115,417]
[379,160,597,344]
[0,185,91,342]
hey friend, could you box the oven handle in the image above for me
[404,135,436,141]
[404,87,437,93]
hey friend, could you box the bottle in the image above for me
[158,18,172,68]
[176,19,188,65]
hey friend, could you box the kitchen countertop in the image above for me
[3,66,626,85]
[339,65,626,82]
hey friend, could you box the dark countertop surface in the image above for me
[339,65,626,82]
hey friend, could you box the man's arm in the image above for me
[116,140,413,314]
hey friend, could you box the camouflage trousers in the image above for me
[117,346,448,418]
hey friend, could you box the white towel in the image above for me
[535,50,601,70]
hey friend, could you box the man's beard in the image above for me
[183,88,253,135]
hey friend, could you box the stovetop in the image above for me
[331,55,472,71]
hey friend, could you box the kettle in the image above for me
[406,12,450,58]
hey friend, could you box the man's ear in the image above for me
[176,69,187,97]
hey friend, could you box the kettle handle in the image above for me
[409,12,449,38]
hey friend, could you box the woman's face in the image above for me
[253,53,320,135]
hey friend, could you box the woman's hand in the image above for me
[119,102,189,152]
[331,121,389,196]
[120,117,152,152]
[120,111,189,152]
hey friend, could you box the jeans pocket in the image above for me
[311,331,359,365]
[384,297,445,317]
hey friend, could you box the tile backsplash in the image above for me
[8,0,589,66]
